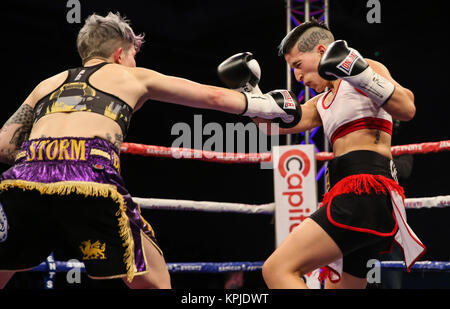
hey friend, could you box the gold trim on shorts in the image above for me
[88,230,154,281]
[0,179,137,282]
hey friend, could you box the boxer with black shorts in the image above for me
[244,19,426,289]
[0,12,301,289]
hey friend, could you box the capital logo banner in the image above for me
[272,145,320,288]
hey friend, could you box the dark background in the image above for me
[1,0,449,289]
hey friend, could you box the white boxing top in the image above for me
[316,80,393,145]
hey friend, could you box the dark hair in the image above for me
[278,19,333,56]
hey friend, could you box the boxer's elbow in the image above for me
[392,102,415,122]
[387,88,415,121]
[205,86,244,114]
[401,91,416,121]
[404,103,416,121]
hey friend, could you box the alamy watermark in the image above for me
[367,258,382,284]
[366,0,381,24]
[66,0,81,24]
[170,115,280,169]
[66,259,83,284]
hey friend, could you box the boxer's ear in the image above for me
[112,47,123,64]
[316,44,327,55]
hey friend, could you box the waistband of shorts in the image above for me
[327,150,393,188]
[14,137,120,172]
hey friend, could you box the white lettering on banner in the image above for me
[272,145,320,289]
[397,144,421,152]
[440,141,450,148]
[278,149,312,232]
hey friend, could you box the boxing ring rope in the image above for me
[30,139,450,288]
[133,195,450,214]
[31,260,450,274]
[120,139,450,163]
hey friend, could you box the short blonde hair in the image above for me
[77,12,144,64]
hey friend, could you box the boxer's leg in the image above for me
[122,236,171,289]
[262,218,342,288]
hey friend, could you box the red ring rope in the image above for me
[120,140,450,163]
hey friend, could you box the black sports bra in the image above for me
[33,62,133,137]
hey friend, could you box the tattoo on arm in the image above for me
[4,104,34,127]
[6,104,33,144]
[0,148,17,165]
[10,126,31,147]
[0,104,34,163]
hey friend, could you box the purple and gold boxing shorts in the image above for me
[0,137,162,282]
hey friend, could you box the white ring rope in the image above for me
[135,195,450,214]
[402,195,450,209]
[134,197,275,214]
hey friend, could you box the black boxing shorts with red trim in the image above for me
[309,150,401,280]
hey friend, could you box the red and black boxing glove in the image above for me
[318,40,395,107]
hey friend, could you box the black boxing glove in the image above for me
[217,52,262,94]
[242,90,302,128]
[318,40,395,106]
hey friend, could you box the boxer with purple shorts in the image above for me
[0,12,301,288]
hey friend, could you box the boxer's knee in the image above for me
[124,269,171,289]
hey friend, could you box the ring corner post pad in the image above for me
[272,144,321,288]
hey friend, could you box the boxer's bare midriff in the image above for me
[29,112,125,151]
[332,129,392,159]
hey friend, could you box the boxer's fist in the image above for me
[318,40,395,106]
[318,40,368,81]
[243,90,302,128]
[217,52,262,94]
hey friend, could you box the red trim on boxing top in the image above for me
[321,80,342,110]
[354,87,368,97]
[331,117,393,145]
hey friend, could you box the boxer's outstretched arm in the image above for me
[135,68,247,114]
[0,99,34,164]
[134,67,302,127]
[253,95,322,135]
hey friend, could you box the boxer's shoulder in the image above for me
[95,64,153,90]
[365,58,390,75]
[27,70,69,108]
